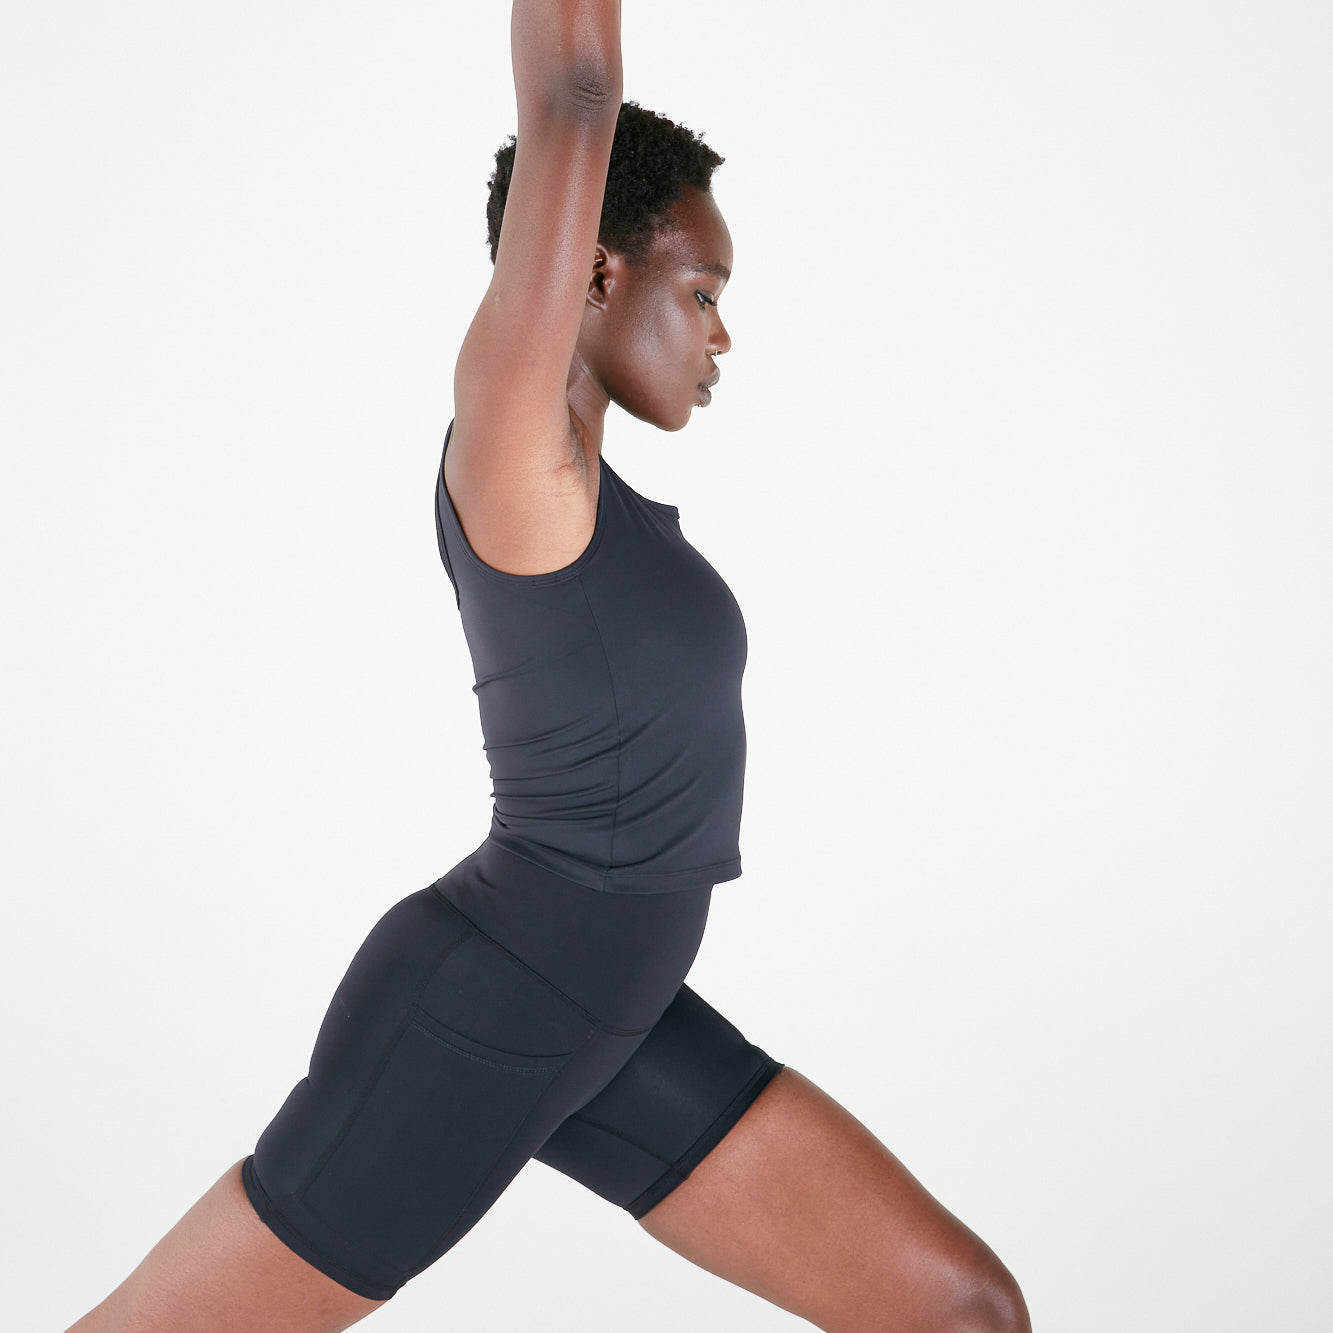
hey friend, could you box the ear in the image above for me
[586,244,618,310]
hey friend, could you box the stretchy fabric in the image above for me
[241,430,782,1299]
[435,419,748,893]
[535,984,783,1219]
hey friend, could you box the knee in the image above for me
[850,1236,1030,1333]
[942,1247,1031,1333]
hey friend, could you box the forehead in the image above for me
[653,187,734,277]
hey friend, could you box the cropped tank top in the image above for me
[434,421,747,894]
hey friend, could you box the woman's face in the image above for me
[588,186,734,432]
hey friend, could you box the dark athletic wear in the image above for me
[241,425,781,1299]
[435,420,748,893]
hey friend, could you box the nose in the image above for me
[709,310,732,357]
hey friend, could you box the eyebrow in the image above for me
[691,263,732,282]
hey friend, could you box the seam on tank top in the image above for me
[427,883,654,1039]
[472,638,600,689]
[293,928,472,1203]
[577,575,623,869]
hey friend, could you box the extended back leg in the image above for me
[65,1161,384,1333]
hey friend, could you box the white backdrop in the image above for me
[3,3,1330,1330]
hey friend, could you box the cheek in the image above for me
[620,304,690,383]
[602,284,701,419]
[641,298,699,368]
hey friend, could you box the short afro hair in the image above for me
[485,101,724,266]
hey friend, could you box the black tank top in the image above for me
[435,421,747,893]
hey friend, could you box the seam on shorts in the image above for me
[427,882,654,1038]
[406,1023,601,1273]
[293,926,474,1202]
[242,1155,401,1301]
[559,1110,676,1168]
[626,1057,786,1219]
[409,1017,570,1073]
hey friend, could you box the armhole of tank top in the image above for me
[437,420,609,586]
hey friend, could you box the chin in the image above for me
[619,398,693,433]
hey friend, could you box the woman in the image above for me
[68,4,1029,1330]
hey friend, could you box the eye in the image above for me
[695,290,717,310]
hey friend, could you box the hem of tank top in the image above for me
[486,834,741,895]
[437,420,610,586]
[603,856,741,894]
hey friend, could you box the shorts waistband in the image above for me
[427,839,712,1031]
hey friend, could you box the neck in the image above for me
[566,351,610,467]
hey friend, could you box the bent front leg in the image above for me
[638,1067,1031,1333]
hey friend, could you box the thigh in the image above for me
[534,985,783,1216]
[65,1160,386,1333]
[72,864,714,1329]
[244,885,648,1300]
[637,1067,1030,1333]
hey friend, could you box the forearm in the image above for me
[511,0,623,113]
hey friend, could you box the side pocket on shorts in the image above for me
[414,929,593,1059]
[299,1006,581,1280]
[409,1005,576,1073]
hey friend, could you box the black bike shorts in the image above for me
[241,840,783,1300]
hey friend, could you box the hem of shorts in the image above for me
[626,1056,786,1220]
[486,832,741,895]
[240,1155,401,1303]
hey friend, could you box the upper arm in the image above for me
[455,85,617,452]
[448,77,620,573]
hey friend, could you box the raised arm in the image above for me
[448,0,623,575]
